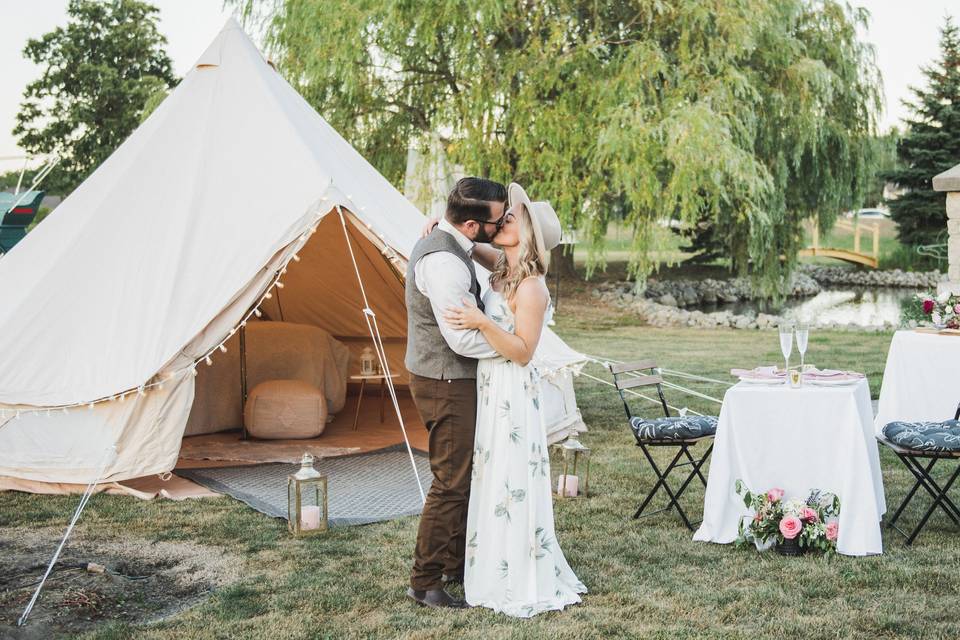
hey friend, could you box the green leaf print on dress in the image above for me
[467,531,478,567]
[478,371,491,406]
[531,527,554,559]
[493,481,526,523]
[529,442,549,477]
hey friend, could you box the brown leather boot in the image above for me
[406,587,468,609]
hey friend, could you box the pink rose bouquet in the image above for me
[825,521,839,542]
[735,481,840,554]
[779,516,802,539]
[913,292,960,329]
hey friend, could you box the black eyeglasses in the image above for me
[465,210,514,232]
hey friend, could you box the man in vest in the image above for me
[405,177,506,608]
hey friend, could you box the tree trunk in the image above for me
[550,244,577,278]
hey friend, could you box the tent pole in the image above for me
[240,324,248,440]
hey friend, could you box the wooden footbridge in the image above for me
[798,218,879,268]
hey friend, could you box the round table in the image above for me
[349,373,400,431]
[875,329,960,433]
[693,378,886,556]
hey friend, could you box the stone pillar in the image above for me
[933,163,960,294]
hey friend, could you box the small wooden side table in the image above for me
[350,373,400,430]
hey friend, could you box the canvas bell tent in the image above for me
[0,19,585,490]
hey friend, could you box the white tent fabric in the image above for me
[0,19,585,485]
[0,19,418,407]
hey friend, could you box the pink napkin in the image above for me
[802,367,864,380]
[730,366,784,380]
[730,366,865,381]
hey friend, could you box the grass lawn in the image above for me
[3,308,960,638]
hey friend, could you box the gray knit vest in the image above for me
[405,228,484,380]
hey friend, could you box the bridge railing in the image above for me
[804,217,880,268]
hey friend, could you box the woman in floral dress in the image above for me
[445,183,586,618]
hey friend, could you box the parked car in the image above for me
[843,207,889,220]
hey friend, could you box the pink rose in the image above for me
[825,521,839,542]
[955,303,960,315]
[766,488,784,502]
[923,299,935,314]
[801,507,819,523]
[779,516,803,539]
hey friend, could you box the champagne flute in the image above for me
[796,322,810,382]
[779,322,794,384]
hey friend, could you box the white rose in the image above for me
[783,498,806,517]
[933,311,943,325]
[938,291,951,304]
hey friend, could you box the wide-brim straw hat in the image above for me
[508,182,562,261]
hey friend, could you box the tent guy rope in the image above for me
[334,205,426,504]
[18,444,117,627]
[580,354,725,406]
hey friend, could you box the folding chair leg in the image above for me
[906,464,960,545]
[887,456,938,528]
[678,443,712,489]
[898,455,960,526]
[633,445,684,519]
[672,444,712,507]
[636,445,696,531]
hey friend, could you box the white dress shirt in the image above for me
[414,219,497,359]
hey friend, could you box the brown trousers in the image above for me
[408,374,477,591]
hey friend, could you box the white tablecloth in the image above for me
[693,379,886,556]
[875,330,960,433]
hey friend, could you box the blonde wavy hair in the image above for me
[489,203,549,302]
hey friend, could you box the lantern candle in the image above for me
[301,505,322,530]
[556,474,579,497]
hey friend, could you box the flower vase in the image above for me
[753,536,775,552]
[775,536,805,556]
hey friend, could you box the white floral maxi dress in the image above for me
[464,288,587,617]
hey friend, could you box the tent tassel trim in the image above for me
[335,205,426,504]
[0,210,321,420]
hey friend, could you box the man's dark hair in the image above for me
[445,177,507,225]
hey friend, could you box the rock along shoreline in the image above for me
[592,266,944,331]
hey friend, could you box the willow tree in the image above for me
[232,0,880,294]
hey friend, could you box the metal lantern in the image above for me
[552,436,591,499]
[287,453,328,535]
[360,346,376,376]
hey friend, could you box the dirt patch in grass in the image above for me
[0,527,243,639]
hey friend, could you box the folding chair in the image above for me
[879,401,960,545]
[609,360,718,531]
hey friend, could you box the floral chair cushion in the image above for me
[629,415,718,441]
[882,420,960,452]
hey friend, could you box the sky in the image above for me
[0,1,956,175]
[0,0,235,174]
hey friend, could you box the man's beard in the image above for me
[474,225,498,244]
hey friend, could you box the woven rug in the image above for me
[176,445,432,527]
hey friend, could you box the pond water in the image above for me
[695,286,922,327]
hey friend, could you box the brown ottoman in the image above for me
[243,380,328,439]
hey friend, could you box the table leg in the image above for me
[379,377,386,423]
[352,379,366,431]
